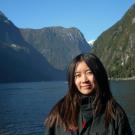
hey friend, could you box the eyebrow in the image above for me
[75,69,91,73]
[74,72,80,74]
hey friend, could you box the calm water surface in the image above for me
[0,80,135,135]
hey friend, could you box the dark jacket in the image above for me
[45,96,133,135]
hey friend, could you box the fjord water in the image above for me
[0,80,135,135]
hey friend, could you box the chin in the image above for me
[80,88,94,95]
[81,91,92,95]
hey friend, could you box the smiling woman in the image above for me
[44,53,133,135]
[74,61,96,95]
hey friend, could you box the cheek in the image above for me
[74,78,80,88]
[88,75,95,82]
[90,76,97,88]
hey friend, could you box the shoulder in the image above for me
[50,97,65,113]
[114,102,127,119]
[45,125,55,135]
[113,102,133,134]
[45,96,66,127]
[45,124,70,135]
[113,102,130,126]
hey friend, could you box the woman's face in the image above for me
[74,61,97,95]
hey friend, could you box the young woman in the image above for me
[45,53,133,135]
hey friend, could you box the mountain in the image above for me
[0,11,91,82]
[91,4,135,78]
[0,11,64,82]
[20,26,91,70]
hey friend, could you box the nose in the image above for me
[82,74,88,82]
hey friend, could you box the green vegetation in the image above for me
[92,4,135,79]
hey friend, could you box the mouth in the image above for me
[81,85,92,89]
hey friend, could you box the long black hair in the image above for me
[45,53,116,130]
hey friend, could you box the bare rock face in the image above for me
[20,26,91,70]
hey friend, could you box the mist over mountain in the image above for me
[92,4,135,78]
[0,11,91,82]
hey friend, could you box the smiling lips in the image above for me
[81,84,92,89]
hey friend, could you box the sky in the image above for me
[0,0,135,42]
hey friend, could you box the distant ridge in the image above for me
[20,26,91,70]
[0,10,91,82]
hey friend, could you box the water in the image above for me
[0,80,135,135]
[0,81,67,135]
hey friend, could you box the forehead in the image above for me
[75,61,90,72]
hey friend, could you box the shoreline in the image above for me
[109,76,135,81]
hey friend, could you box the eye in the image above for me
[86,70,93,75]
[74,73,81,78]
